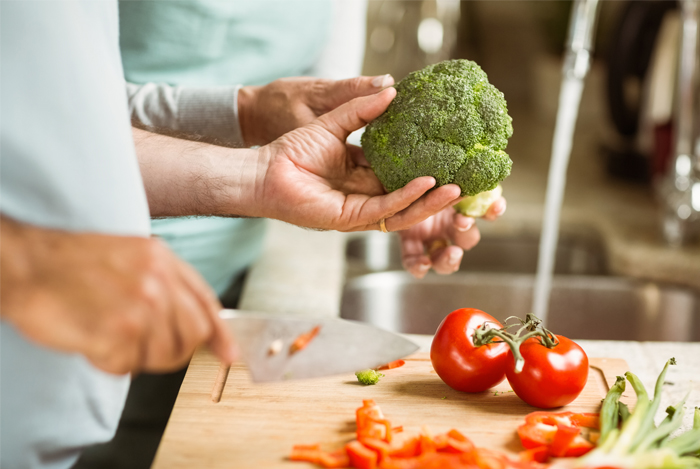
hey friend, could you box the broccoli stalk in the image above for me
[361,59,513,198]
[453,184,503,217]
[355,369,384,385]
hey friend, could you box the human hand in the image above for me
[238,75,394,146]
[253,87,463,232]
[0,216,236,375]
[399,198,507,278]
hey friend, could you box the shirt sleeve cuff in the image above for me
[176,85,245,147]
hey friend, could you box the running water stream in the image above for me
[531,76,585,324]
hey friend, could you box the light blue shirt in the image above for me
[1,2,150,468]
[119,0,333,295]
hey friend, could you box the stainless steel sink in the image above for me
[346,231,607,276]
[341,233,700,342]
[341,272,700,341]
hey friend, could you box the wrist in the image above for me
[213,145,272,219]
[237,85,262,147]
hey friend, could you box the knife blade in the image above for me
[219,309,419,383]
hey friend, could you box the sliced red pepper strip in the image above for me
[440,429,475,454]
[290,445,350,468]
[289,325,321,354]
[549,424,581,457]
[359,437,391,461]
[360,435,422,461]
[462,447,510,469]
[346,440,378,469]
[418,428,437,454]
[388,436,421,458]
[518,446,549,464]
[290,444,323,463]
[377,360,406,371]
[517,411,598,458]
[380,452,471,469]
[318,449,350,468]
[356,400,393,442]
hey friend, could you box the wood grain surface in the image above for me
[152,349,631,469]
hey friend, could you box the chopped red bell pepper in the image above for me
[347,440,378,469]
[517,411,599,459]
[518,446,549,464]
[377,360,406,371]
[318,450,351,469]
[380,452,472,469]
[289,325,321,354]
[360,434,422,461]
[441,429,475,454]
[290,445,350,468]
[356,400,393,442]
[293,400,543,469]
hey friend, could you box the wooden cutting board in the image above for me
[152,349,631,469]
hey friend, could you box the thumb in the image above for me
[315,86,397,142]
[313,75,395,111]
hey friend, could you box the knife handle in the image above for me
[211,363,231,403]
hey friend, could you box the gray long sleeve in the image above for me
[126,82,245,147]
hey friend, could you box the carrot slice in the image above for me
[289,325,321,354]
[377,360,406,371]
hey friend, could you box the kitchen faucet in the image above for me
[659,0,700,246]
[563,0,599,81]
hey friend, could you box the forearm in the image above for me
[132,127,267,218]
[0,216,33,317]
[126,82,245,147]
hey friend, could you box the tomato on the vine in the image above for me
[505,335,588,409]
[430,308,510,393]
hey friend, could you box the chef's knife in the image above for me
[219,309,419,383]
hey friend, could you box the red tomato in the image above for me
[505,335,588,409]
[430,308,510,392]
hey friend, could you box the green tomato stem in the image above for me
[472,314,559,374]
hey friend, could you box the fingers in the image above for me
[316,87,397,142]
[384,184,462,232]
[430,245,465,275]
[450,213,481,251]
[312,75,395,112]
[400,235,432,279]
[172,257,237,365]
[482,197,507,221]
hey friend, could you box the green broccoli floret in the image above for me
[361,59,513,197]
[355,369,384,385]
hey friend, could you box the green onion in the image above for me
[573,358,700,469]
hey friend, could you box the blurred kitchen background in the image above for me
[360,0,698,245]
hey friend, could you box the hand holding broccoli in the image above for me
[256,87,463,232]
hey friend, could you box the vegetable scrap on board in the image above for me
[356,360,406,386]
[289,325,321,355]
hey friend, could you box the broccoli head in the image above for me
[361,59,513,197]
